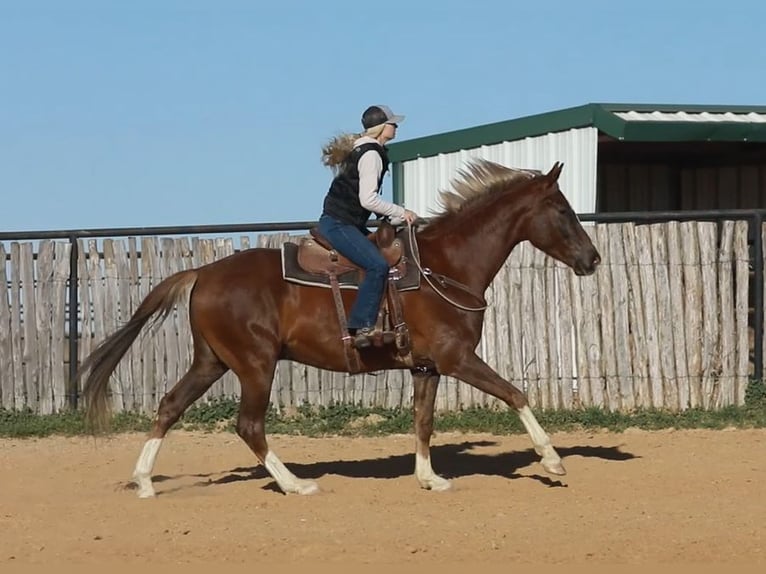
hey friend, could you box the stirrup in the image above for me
[352,328,396,350]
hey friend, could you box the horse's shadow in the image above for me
[143,441,639,496]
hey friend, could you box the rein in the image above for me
[406,222,488,312]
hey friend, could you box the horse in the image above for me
[78,159,601,498]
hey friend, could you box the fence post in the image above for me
[67,235,79,410]
[753,213,764,383]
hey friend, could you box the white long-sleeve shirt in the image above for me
[354,136,406,223]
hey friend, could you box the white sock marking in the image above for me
[518,406,566,474]
[133,437,162,498]
[264,450,319,495]
[415,451,451,491]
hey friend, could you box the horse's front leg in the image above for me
[438,351,566,476]
[412,368,452,491]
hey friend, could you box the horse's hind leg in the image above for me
[412,369,451,491]
[230,344,319,495]
[133,337,228,498]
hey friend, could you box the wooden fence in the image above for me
[0,220,756,414]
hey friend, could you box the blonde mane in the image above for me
[432,159,541,217]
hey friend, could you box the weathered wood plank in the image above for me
[0,244,15,409]
[35,241,54,414]
[51,241,71,412]
[386,369,403,409]
[10,243,25,409]
[734,221,749,405]
[76,239,93,406]
[532,248,550,410]
[651,223,679,411]
[622,223,650,409]
[330,368,343,407]
[666,222,690,410]
[20,242,39,411]
[698,223,720,409]
[289,360,304,408]
[520,243,539,407]
[680,222,703,407]
[567,243,588,409]
[505,249,525,405]
[375,369,388,410]
[556,259,574,410]
[608,224,634,410]
[636,225,663,409]
[365,371,377,409]
[579,226,602,408]
[717,221,736,408]
[544,255,560,409]
[596,225,619,411]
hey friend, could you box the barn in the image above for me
[388,103,766,217]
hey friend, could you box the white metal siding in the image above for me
[400,127,598,217]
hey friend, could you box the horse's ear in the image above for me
[545,162,564,182]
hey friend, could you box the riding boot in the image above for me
[353,327,375,349]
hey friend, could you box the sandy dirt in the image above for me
[1,427,764,566]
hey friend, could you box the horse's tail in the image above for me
[78,269,199,433]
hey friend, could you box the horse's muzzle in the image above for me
[574,251,601,276]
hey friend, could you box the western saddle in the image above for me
[296,220,413,373]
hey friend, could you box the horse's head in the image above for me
[524,162,601,276]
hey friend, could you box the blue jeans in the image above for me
[318,214,389,330]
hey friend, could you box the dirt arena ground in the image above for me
[1,427,764,566]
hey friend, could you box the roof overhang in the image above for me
[388,103,766,163]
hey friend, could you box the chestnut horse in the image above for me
[78,159,600,498]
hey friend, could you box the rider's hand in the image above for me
[402,209,419,225]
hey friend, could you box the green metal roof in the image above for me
[387,103,766,163]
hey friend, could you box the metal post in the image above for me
[67,236,79,410]
[753,213,764,382]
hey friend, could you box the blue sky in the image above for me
[1,0,764,233]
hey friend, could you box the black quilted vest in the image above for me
[322,142,389,230]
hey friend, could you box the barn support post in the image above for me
[753,213,764,383]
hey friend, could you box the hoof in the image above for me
[294,480,320,495]
[542,458,567,476]
[418,475,452,492]
[134,476,156,498]
[136,487,156,499]
[429,479,452,492]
